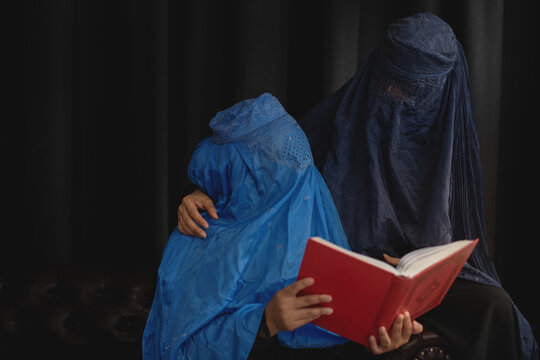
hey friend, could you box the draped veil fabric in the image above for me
[142,93,350,359]
[298,12,538,360]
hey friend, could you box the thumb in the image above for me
[383,253,400,266]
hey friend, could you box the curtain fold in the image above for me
[7,0,170,265]
[9,0,507,265]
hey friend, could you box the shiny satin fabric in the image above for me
[298,12,538,360]
[142,93,350,359]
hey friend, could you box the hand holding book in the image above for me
[264,277,334,337]
[263,276,423,354]
[367,310,423,355]
[296,237,478,346]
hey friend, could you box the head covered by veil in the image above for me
[142,93,351,359]
[298,12,537,359]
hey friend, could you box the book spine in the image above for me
[369,276,411,339]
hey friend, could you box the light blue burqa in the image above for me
[142,93,350,359]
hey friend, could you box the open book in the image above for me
[296,237,478,346]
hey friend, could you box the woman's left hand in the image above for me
[367,311,423,354]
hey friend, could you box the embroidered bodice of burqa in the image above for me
[142,93,351,359]
[298,12,538,360]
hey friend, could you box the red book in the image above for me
[296,237,479,346]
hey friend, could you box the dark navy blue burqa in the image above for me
[298,12,538,360]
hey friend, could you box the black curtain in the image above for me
[4,0,538,338]
[7,0,169,266]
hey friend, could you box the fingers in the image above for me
[368,313,407,355]
[368,334,379,353]
[295,293,332,308]
[203,200,218,219]
[367,326,389,355]
[379,324,393,348]
[177,206,194,236]
[291,306,333,326]
[176,189,219,237]
[368,325,392,355]
[184,198,209,229]
[401,312,412,340]
[389,313,404,341]
[367,311,422,355]
[287,278,333,313]
[193,189,218,220]
[178,204,207,238]
[193,199,218,227]
[274,304,333,332]
[285,277,315,296]
[265,277,335,335]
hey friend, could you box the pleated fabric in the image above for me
[298,12,538,359]
[142,93,351,359]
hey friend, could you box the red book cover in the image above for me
[296,237,478,346]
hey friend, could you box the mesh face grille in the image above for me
[369,57,448,110]
[371,65,414,101]
[279,125,313,168]
[249,121,313,172]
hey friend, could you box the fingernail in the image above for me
[322,295,332,302]
[304,277,314,285]
[323,308,333,315]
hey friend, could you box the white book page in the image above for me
[310,237,473,278]
[396,240,473,278]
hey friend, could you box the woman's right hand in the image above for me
[264,277,333,337]
[177,189,218,238]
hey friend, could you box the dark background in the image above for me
[3,0,539,345]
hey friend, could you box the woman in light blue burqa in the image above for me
[177,13,538,360]
[142,93,359,359]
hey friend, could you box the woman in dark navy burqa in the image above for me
[177,13,538,360]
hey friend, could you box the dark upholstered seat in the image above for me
[0,267,452,359]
